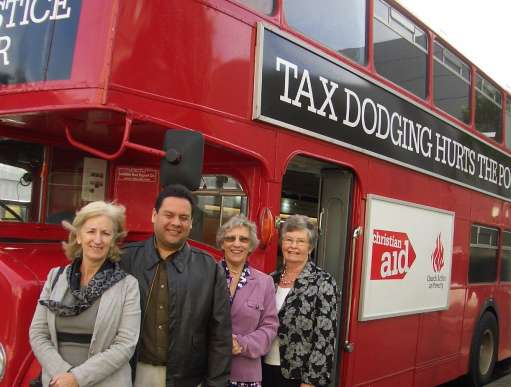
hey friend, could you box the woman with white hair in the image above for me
[29,201,140,387]
[216,214,278,387]
[262,214,339,387]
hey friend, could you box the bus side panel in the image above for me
[17,357,41,387]
[351,316,420,385]
[350,160,473,385]
[496,282,511,359]
[449,219,471,290]
[414,218,470,383]
[71,0,116,86]
[469,193,503,226]
[501,203,511,359]
[460,285,498,371]
[459,192,502,365]
[109,0,254,119]
[414,288,466,385]
[503,202,511,229]
[365,160,472,219]
[0,244,66,387]
[414,355,460,387]
[353,368,414,387]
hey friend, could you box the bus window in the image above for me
[283,0,367,65]
[46,148,108,224]
[191,175,247,247]
[433,41,471,124]
[373,0,428,99]
[281,169,319,220]
[475,74,502,141]
[0,139,44,223]
[235,0,274,15]
[469,224,498,283]
[505,96,511,149]
[501,230,511,282]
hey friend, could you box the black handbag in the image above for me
[29,266,65,387]
[28,375,42,387]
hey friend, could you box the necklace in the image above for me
[228,267,242,275]
[280,266,301,286]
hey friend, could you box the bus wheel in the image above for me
[468,312,498,386]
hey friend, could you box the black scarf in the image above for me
[39,258,127,317]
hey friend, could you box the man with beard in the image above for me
[121,184,231,387]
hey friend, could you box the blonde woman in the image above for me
[30,201,140,387]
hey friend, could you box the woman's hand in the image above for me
[232,334,242,355]
[50,372,78,387]
[300,384,314,387]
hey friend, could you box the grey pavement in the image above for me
[440,359,511,387]
[487,359,511,387]
[487,371,511,387]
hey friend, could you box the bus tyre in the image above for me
[468,312,498,386]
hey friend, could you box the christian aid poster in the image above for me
[359,195,454,321]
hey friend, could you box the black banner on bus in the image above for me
[0,0,82,85]
[254,25,511,201]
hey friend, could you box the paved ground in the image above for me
[487,372,511,386]
[487,360,511,387]
[439,359,511,386]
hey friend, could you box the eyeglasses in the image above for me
[282,237,308,246]
[223,235,251,244]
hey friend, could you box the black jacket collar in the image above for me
[143,236,190,273]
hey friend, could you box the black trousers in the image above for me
[262,364,301,387]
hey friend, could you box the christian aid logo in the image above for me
[431,234,445,272]
[370,230,416,280]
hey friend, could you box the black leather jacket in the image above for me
[120,237,231,387]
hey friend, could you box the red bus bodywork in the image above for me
[1,1,510,386]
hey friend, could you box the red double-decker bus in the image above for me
[1,1,511,386]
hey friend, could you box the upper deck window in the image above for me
[475,74,502,141]
[505,96,511,149]
[236,0,275,15]
[191,175,248,247]
[283,0,367,65]
[433,41,471,124]
[0,139,44,223]
[373,0,428,99]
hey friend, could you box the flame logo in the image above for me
[431,234,444,273]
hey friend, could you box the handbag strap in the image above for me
[51,266,65,291]
[29,266,66,387]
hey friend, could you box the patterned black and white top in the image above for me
[271,261,339,386]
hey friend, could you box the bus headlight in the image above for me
[0,343,6,382]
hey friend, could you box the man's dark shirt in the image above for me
[139,259,169,365]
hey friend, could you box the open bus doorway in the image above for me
[280,155,353,387]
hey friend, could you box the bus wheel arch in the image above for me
[468,310,499,386]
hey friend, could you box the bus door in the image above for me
[280,155,353,387]
[317,168,353,387]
